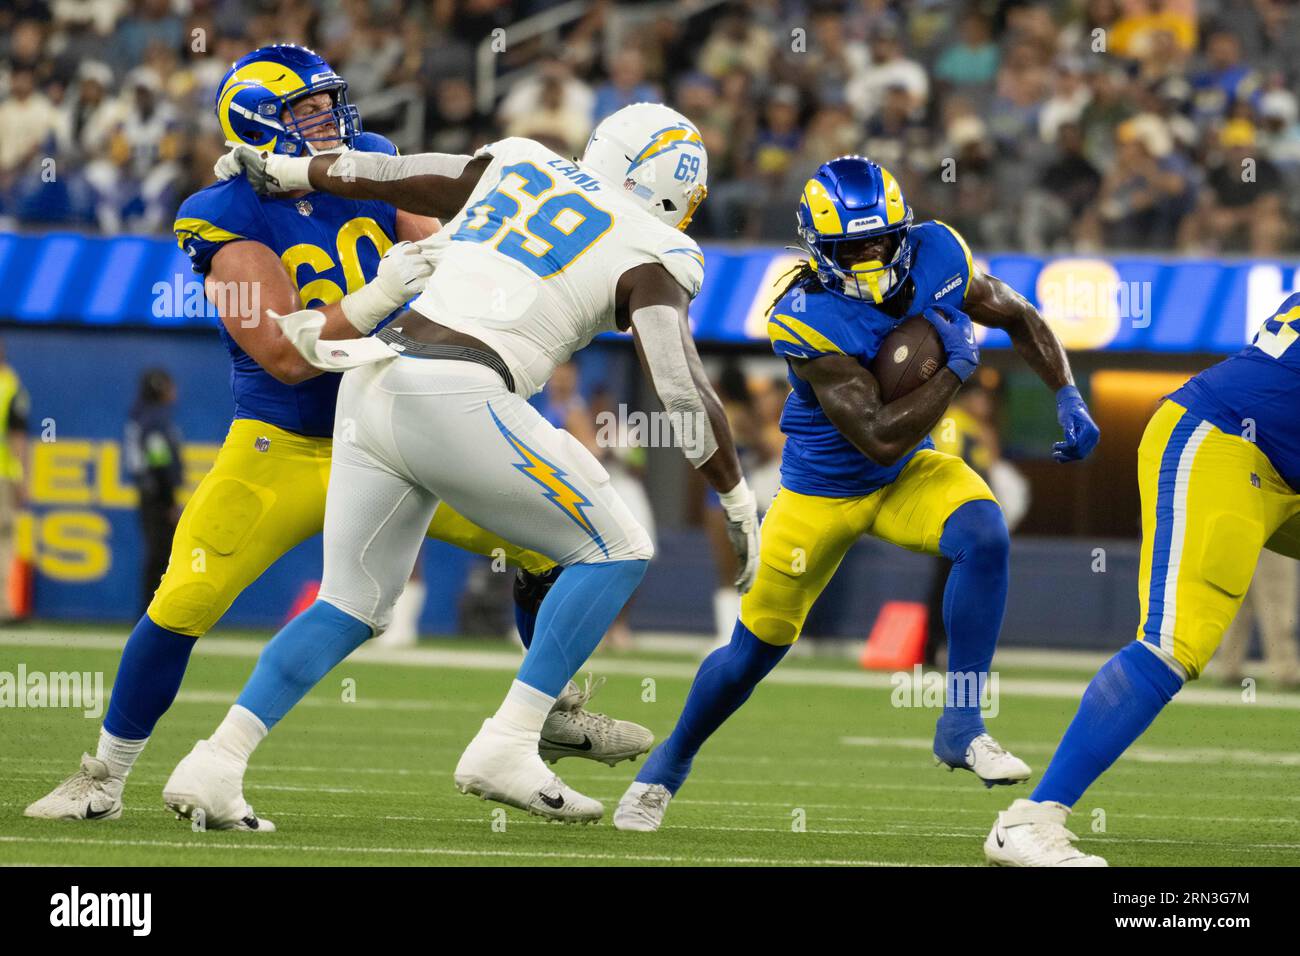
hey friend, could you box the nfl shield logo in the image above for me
[254,436,271,453]
[296,199,313,216]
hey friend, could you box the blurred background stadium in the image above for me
[0,0,1298,681]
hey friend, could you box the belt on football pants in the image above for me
[375,325,517,394]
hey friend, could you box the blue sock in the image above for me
[103,616,199,740]
[513,566,564,651]
[1032,641,1184,807]
[933,499,1009,763]
[637,621,789,794]
[516,560,646,696]
[235,600,373,730]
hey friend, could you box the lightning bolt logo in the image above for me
[628,125,704,170]
[488,404,608,558]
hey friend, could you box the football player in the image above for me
[25,45,650,830]
[162,102,759,825]
[614,156,1100,831]
[987,292,1300,866]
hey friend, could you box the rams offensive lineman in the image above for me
[615,156,1101,831]
[987,291,1300,866]
[159,102,761,825]
[26,45,651,831]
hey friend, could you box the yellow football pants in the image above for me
[740,449,996,645]
[148,418,554,636]
[1135,400,1300,678]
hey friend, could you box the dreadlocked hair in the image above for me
[768,259,821,315]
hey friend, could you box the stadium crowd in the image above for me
[1,0,1299,253]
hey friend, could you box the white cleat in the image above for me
[937,733,1032,788]
[455,717,603,823]
[24,754,123,821]
[539,675,654,766]
[613,782,672,832]
[162,739,275,832]
[985,798,1108,866]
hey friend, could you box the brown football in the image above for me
[869,315,947,403]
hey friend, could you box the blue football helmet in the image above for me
[216,44,361,156]
[796,156,914,304]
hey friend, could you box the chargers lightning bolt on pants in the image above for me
[236,356,654,736]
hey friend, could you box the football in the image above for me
[870,314,947,402]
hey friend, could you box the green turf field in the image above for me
[2,628,1297,866]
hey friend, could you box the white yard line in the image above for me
[4,630,1298,709]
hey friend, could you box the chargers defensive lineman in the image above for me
[614,156,1100,831]
[161,102,760,823]
[987,292,1300,866]
[26,45,651,831]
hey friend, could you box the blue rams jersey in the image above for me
[173,132,400,438]
[1172,292,1300,490]
[768,220,975,498]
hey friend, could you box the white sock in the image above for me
[96,728,147,781]
[493,680,555,735]
[210,705,269,764]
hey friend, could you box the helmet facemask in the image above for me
[800,215,913,304]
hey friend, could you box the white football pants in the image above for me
[319,358,653,632]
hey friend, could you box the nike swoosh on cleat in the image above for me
[541,734,592,752]
[537,792,565,810]
[995,827,1006,848]
[84,804,115,820]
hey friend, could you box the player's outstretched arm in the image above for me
[209,239,433,384]
[795,353,962,467]
[622,262,759,593]
[223,144,489,220]
[963,270,1100,461]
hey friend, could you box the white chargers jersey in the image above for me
[410,137,705,396]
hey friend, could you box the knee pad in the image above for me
[148,580,226,637]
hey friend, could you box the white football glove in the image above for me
[340,240,434,334]
[213,145,312,194]
[719,478,760,594]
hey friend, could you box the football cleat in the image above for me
[539,675,654,766]
[613,781,672,832]
[985,798,1108,866]
[162,739,276,832]
[24,754,123,821]
[935,730,1031,787]
[455,717,603,823]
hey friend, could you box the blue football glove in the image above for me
[922,304,979,383]
[1054,385,1100,462]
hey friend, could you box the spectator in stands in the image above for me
[934,11,1000,94]
[847,20,928,122]
[1022,120,1103,251]
[0,66,62,226]
[593,47,657,122]
[83,66,182,233]
[1088,115,1194,249]
[125,368,182,618]
[1190,27,1260,126]
[1185,119,1287,255]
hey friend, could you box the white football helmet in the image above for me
[582,102,708,231]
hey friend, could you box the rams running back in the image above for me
[616,155,1100,831]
